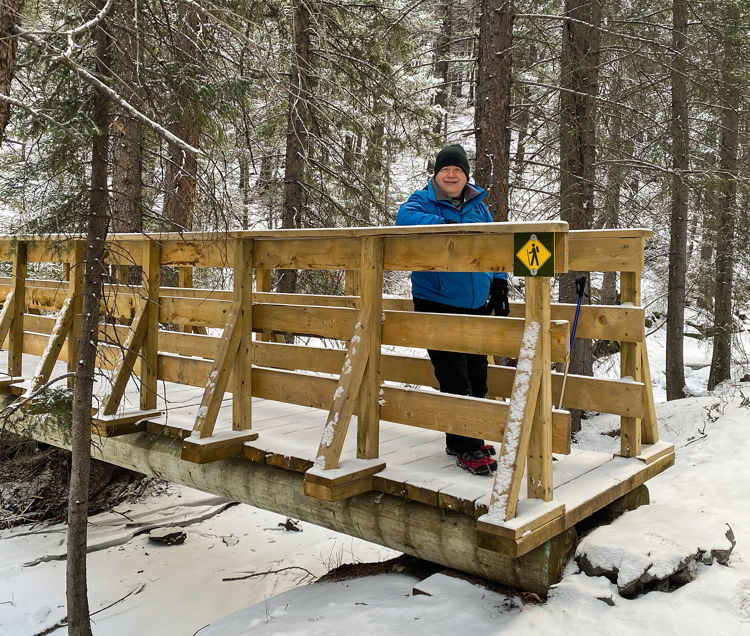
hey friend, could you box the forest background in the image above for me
[1,0,749,398]
[0,1,749,631]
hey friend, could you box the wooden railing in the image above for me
[0,224,657,520]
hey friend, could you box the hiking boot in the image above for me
[447,444,496,458]
[452,449,497,475]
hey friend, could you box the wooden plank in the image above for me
[232,239,253,431]
[357,236,384,459]
[254,237,361,270]
[181,429,259,464]
[509,302,645,343]
[159,240,233,268]
[384,311,569,362]
[29,297,74,394]
[477,500,565,540]
[192,305,242,438]
[92,408,163,437]
[67,242,85,389]
[384,234,513,273]
[303,475,375,501]
[8,242,27,377]
[568,235,644,272]
[526,277,553,501]
[141,240,161,411]
[100,304,148,416]
[305,458,386,487]
[619,271,641,457]
[159,295,230,327]
[636,440,673,465]
[315,321,370,469]
[640,341,659,444]
[488,320,543,521]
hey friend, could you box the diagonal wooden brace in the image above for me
[29,296,74,395]
[192,304,242,438]
[0,289,15,348]
[100,304,148,416]
[314,320,369,470]
[487,321,543,521]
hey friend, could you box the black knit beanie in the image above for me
[434,144,470,179]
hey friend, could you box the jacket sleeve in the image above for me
[481,202,509,281]
[396,191,445,226]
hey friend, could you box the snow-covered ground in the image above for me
[1,335,749,635]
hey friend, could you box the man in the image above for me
[395,144,510,475]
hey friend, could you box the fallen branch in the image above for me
[222,566,316,582]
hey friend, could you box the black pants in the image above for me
[413,297,488,453]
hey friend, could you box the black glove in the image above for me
[488,278,510,316]
[443,218,457,224]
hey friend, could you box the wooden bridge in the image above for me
[0,223,673,594]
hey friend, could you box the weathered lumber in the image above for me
[100,304,148,416]
[29,296,74,394]
[526,277,553,501]
[357,236,384,459]
[488,320,543,521]
[619,271,642,456]
[141,241,161,411]
[314,321,370,469]
[232,239,253,431]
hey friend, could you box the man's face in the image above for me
[435,165,467,198]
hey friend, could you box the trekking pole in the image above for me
[558,276,587,410]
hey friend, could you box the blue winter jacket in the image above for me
[396,179,508,309]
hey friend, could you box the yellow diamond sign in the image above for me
[516,234,552,275]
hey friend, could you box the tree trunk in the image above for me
[558,0,601,431]
[66,3,110,633]
[110,0,143,286]
[161,2,203,233]
[432,0,452,142]
[708,8,740,390]
[475,0,513,221]
[666,0,689,400]
[0,0,24,143]
[279,0,313,294]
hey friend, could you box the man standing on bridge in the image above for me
[395,144,510,475]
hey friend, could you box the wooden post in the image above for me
[619,270,642,456]
[8,241,27,377]
[527,277,553,500]
[232,239,253,431]
[140,240,161,411]
[344,269,360,297]
[357,236,384,459]
[179,267,193,334]
[255,268,278,342]
[67,242,85,389]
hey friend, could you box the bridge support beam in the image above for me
[5,408,575,595]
